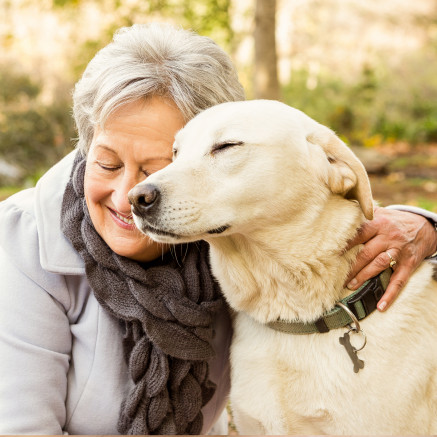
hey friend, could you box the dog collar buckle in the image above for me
[266,269,392,335]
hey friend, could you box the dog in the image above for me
[128,100,437,434]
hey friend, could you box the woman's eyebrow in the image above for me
[94,144,118,154]
[95,144,172,163]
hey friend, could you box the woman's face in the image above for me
[84,97,185,262]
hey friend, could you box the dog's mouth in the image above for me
[141,223,182,240]
[137,221,231,243]
[206,225,230,235]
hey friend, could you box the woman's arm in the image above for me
[345,206,437,311]
[0,250,72,434]
[0,195,72,434]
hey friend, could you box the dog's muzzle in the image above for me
[128,183,160,219]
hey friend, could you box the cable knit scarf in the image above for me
[61,152,223,434]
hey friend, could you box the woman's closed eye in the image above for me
[97,162,122,172]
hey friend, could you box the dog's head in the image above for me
[129,100,373,244]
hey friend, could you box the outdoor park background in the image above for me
[0,0,436,212]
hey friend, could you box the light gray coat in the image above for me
[0,151,232,435]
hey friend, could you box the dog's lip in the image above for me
[141,223,182,239]
[139,222,231,239]
[206,225,230,234]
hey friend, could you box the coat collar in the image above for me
[35,150,85,274]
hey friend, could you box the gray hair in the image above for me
[72,22,245,154]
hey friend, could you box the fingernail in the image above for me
[347,278,357,290]
[378,301,387,311]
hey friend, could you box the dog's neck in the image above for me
[207,197,365,324]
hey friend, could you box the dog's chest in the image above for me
[229,276,437,436]
[230,313,358,433]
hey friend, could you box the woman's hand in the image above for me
[345,207,437,311]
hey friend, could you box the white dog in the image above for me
[129,100,437,435]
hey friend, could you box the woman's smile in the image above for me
[108,207,136,230]
[84,97,185,262]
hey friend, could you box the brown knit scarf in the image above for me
[61,152,223,434]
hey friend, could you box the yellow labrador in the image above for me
[129,100,437,435]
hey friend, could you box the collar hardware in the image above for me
[336,301,361,332]
[267,269,391,335]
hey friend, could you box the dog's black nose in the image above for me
[128,184,160,217]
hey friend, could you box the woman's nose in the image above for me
[112,190,131,213]
[112,173,141,213]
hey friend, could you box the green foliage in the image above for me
[70,34,113,81]
[68,0,233,83]
[388,154,437,171]
[0,67,41,104]
[0,0,234,188]
[416,197,437,212]
[131,0,234,46]
[52,0,82,7]
[282,60,437,146]
[174,0,234,46]
[0,186,22,202]
[0,66,75,185]
[0,109,55,173]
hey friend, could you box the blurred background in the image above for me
[0,0,436,210]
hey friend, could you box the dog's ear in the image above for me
[307,127,374,220]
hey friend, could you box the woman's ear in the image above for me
[307,126,374,220]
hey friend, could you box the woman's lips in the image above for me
[108,207,137,230]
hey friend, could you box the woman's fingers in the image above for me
[346,245,400,290]
[345,217,378,250]
[346,207,437,311]
[376,265,412,311]
[345,207,399,286]
[346,230,389,283]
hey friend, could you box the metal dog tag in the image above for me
[339,330,365,373]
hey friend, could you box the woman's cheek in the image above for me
[84,169,112,212]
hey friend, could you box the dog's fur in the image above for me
[130,100,437,434]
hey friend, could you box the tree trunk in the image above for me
[254,0,280,100]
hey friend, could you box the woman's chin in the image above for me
[109,237,169,262]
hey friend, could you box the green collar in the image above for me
[267,269,392,335]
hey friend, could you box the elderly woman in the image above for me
[0,23,436,435]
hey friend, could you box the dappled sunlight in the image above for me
[1,0,436,210]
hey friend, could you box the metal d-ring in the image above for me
[336,301,367,352]
[336,301,361,331]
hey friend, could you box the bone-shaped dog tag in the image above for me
[339,331,365,373]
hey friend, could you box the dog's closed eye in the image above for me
[212,140,244,154]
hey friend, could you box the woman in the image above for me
[0,23,436,435]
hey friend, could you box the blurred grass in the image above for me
[417,198,437,211]
[369,175,437,213]
[389,155,437,170]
